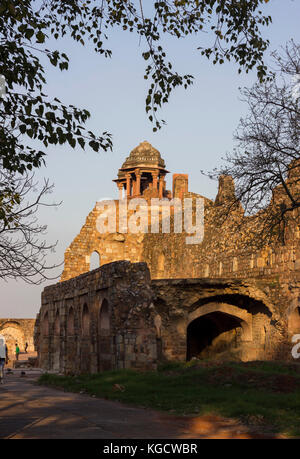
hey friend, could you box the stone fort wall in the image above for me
[35,144,300,372]
[35,259,299,374]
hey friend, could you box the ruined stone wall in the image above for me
[151,278,290,362]
[36,261,159,374]
[47,164,300,370]
[36,259,297,374]
[61,201,146,282]
[0,319,36,358]
[61,174,300,290]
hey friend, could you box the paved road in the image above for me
[0,369,281,439]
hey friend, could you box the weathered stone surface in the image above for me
[35,142,300,373]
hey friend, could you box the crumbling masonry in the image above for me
[35,141,300,373]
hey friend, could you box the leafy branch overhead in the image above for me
[205,41,300,247]
[0,167,63,283]
[0,0,272,172]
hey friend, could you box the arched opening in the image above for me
[98,299,112,371]
[82,304,90,336]
[187,311,244,361]
[67,307,75,336]
[157,253,165,273]
[0,322,25,359]
[53,311,60,371]
[99,299,110,332]
[288,306,300,335]
[140,172,153,195]
[66,307,76,374]
[54,311,60,335]
[90,251,100,270]
[81,304,91,373]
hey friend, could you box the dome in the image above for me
[120,141,166,170]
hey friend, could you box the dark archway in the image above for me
[53,311,60,371]
[98,299,112,371]
[82,304,90,336]
[80,304,91,373]
[288,306,300,335]
[186,311,243,361]
[66,306,76,374]
[67,307,75,336]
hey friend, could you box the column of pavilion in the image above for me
[116,168,166,199]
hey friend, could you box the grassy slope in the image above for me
[38,360,300,437]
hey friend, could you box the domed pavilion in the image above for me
[113,141,170,199]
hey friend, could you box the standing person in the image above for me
[15,343,20,361]
[0,335,8,384]
[25,342,28,353]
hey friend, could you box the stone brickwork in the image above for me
[35,260,293,374]
[35,261,158,373]
[35,141,300,373]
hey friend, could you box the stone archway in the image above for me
[53,311,60,371]
[80,303,91,373]
[98,299,112,371]
[0,321,25,359]
[288,306,300,335]
[90,251,100,270]
[186,303,253,361]
[65,306,76,374]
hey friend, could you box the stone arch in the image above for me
[89,251,100,270]
[185,292,273,317]
[188,303,252,340]
[82,304,90,336]
[80,303,91,373]
[186,302,254,361]
[157,253,165,274]
[98,299,112,371]
[65,306,76,374]
[99,299,110,332]
[0,321,25,357]
[52,311,61,371]
[288,306,300,335]
[67,307,75,336]
[54,310,60,335]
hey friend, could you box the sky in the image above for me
[1,0,300,318]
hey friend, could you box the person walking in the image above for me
[25,342,28,353]
[15,343,20,361]
[0,335,8,384]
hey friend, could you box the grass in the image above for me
[38,360,300,437]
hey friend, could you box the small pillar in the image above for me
[135,169,141,196]
[117,182,123,200]
[126,174,131,197]
[152,172,158,193]
[158,175,164,198]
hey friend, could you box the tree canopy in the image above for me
[1,0,272,175]
[0,0,273,281]
[208,40,300,246]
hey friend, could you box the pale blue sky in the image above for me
[1,0,300,318]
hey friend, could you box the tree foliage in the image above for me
[207,41,300,246]
[0,0,273,280]
[0,167,61,283]
[0,0,272,173]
